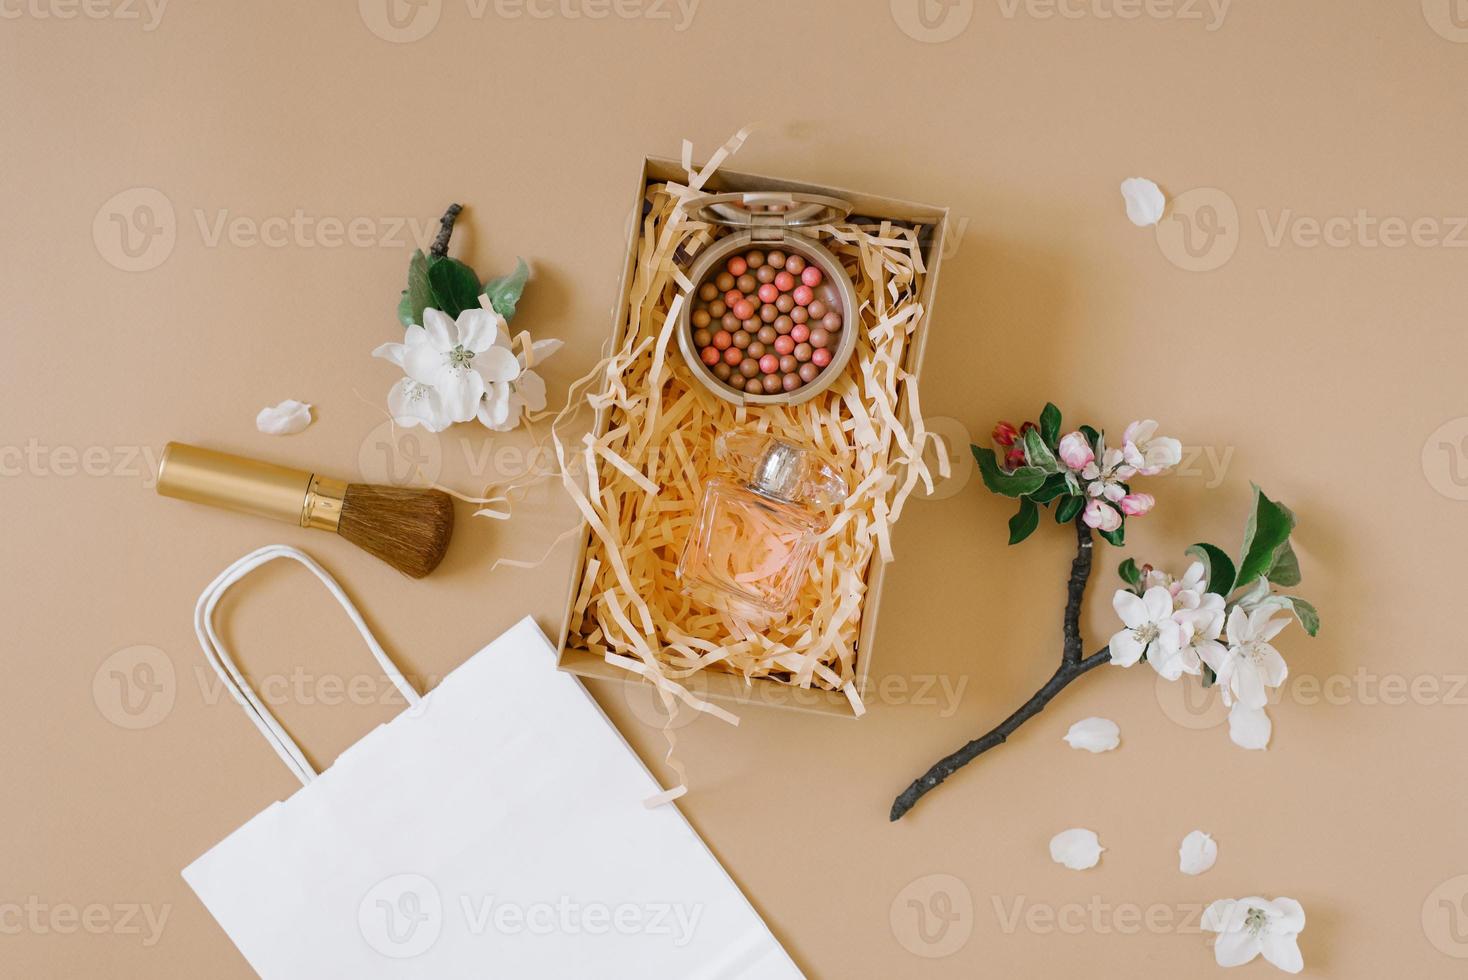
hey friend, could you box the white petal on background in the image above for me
[255,399,313,435]
[1049,828,1104,870]
[1228,704,1272,750]
[1179,830,1218,875]
[1063,717,1121,753]
[1120,177,1166,227]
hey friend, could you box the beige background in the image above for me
[5,1,1467,976]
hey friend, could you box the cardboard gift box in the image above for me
[554,155,949,717]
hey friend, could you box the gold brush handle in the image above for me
[156,442,346,531]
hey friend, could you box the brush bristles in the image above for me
[338,484,455,578]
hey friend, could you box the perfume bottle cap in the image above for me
[749,441,803,502]
[718,431,848,508]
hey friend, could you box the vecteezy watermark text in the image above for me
[0,0,167,30]
[358,0,699,43]
[93,187,441,272]
[0,898,170,947]
[358,874,703,959]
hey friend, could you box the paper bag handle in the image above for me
[193,544,422,786]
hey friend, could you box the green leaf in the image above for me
[1063,471,1081,496]
[426,255,482,319]
[1267,541,1302,587]
[1285,597,1320,636]
[1186,542,1237,595]
[1118,558,1141,588]
[972,445,1048,498]
[482,257,530,320]
[1022,428,1060,472]
[1201,663,1217,688]
[1039,403,1062,447]
[1079,425,1100,449]
[1054,494,1085,524]
[398,249,434,327]
[1235,485,1297,589]
[1098,523,1125,547]
[1008,497,1040,545]
[1031,473,1069,504]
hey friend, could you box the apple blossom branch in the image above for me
[890,518,1111,821]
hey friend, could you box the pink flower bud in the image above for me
[1082,499,1123,532]
[1005,446,1027,469]
[1119,492,1155,516]
[1057,431,1094,471]
[992,421,1020,447]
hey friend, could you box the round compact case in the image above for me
[676,192,860,406]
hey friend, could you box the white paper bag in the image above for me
[182,545,802,979]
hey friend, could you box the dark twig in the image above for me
[890,518,1112,821]
[1062,517,1092,665]
[429,203,463,257]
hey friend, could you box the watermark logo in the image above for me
[890,873,973,958]
[1424,874,1468,957]
[917,416,973,502]
[359,874,443,959]
[93,645,176,730]
[1422,0,1468,42]
[891,0,975,42]
[621,670,710,732]
[1155,187,1239,272]
[1154,671,1231,730]
[1423,418,1468,500]
[359,0,442,42]
[93,187,175,272]
[357,418,445,487]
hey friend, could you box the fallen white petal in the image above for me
[1063,717,1121,753]
[256,399,313,435]
[1049,828,1104,870]
[1179,830,1218,875]
[1227,703,1272,750]
[1120,177,1166,227]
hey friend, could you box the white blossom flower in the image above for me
[1121,419,1182,476]
[385,378,450,431]
[1145,563,1203,601]
[1202,896,1305,973]
[1201,606,1290,710]
[1171,591,1227,677]
[477,324,563,433]
[374,307,520,425]
[1109,587,1184,672]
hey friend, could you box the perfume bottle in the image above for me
[677,431,848,619]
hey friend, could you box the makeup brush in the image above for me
[156,442,454,578]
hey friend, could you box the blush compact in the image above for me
[677,192,859,406]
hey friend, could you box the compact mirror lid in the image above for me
[691,192,852,229]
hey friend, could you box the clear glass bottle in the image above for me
[677,431,848,619]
